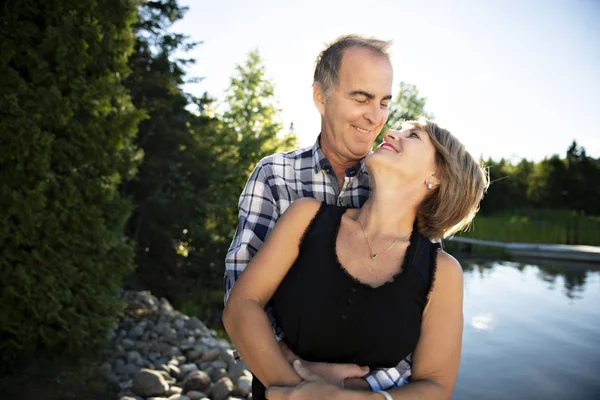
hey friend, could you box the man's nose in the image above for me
[363,102,386,126]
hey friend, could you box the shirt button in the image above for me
[350,286,357,292]
[346,298,352,305]
[341,314,348,320]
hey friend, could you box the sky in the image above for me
[172,0,600,162]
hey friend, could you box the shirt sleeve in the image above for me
[364,354,412,390]
[223,160,286,340]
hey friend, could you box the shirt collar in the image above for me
[311,135,370,177]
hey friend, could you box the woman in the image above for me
[223,119,488,400]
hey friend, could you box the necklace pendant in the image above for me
[370,252,377,259]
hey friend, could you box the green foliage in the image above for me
[0,0,143,361]
[197,50,297,287]
[120,0,221,300]
[377,81,434,146]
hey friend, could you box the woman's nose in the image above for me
[383,130,399,142]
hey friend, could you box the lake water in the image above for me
[454,259,600,400]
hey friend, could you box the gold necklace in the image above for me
[358,215,410,259]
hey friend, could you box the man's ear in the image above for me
[313,83,326,116]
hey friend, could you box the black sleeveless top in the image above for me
[252,203,441,399]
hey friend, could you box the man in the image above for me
[224,34,411,391]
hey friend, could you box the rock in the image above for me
[168,385,183,395]
[211,360,228,369]
[116,362,140,376]
[227,360,249,382]
[208,367,228,382]
[183,370,212,392]
[178,363,198,379]
[185,317,206,331]
[132,369,169,397]
[119,397,143,400]
[127,350,145,366]
[168,364,181,378]
[184,391,208,400]
[201,347,220,361]
[174,318,186,330]
[168,395,190,400]
[232,376,252,397]
[129,325,145,338]
[209,377,234,400]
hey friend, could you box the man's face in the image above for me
[316,47,393,164]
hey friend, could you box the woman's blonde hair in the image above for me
[404,119,489,239]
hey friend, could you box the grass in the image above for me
[455,209,600,246]
[0,352,117,400]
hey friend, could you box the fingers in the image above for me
[293,359,321,382]
[265,386,291,399]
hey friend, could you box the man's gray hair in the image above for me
[313,34,392,98]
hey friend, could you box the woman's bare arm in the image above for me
[222,198,322,388]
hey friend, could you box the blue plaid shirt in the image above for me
[224,137,412,390]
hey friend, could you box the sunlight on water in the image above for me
[470,313,493,331]
[454,260,600,400]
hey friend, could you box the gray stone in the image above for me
[168,364,181,378]
[208,377,234,400]
[183,370,212,392]
[184,391,208,400]
[208,367,228,382]
[132,369,169,397]
[116,362,140,377]
[211,360,227,369]
[201,347,220,361]
[127,350,145,366]
[168,395,190,400]
[122,338,136,349]
[185,317,206,331]
[186,349,202,361]
[174,318,186,330]
[168,385,183,395]
[227,360,249,382]
[129,325,145,338]
[232,376,252,397]
[178,363,198,379]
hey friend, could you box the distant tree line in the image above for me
[481,142,600,216]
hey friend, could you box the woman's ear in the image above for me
[426,173,441,190]
[313,83,326,116]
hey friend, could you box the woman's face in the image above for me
[369,125,439,186]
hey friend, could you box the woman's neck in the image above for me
[358,182,421,240]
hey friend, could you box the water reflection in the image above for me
[459,257,600,299]
[455,258,600,400]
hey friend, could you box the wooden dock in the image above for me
[448,237,600,263]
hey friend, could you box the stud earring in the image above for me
[427,182,433,190]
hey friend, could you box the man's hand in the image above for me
[301,359,369,388]
[278,341,369,387]
[266,360,343,400]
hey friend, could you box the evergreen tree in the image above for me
[121,0,220,300]
[0,0,143,360]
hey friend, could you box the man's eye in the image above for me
[381,103,390,109]
[354,98,368,104]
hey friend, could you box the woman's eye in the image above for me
[409,132,420,139]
